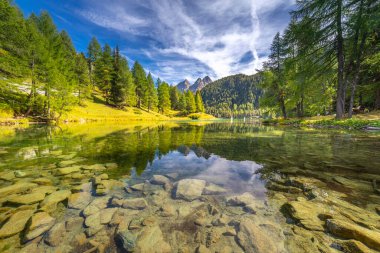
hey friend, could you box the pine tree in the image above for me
[178,92,187,112]
[96,44,113,103]
[158,82,171,113]
[147,73,158,111]
[170,86,180,110]
[132,61,148,108]
[195,90,205,112]
[263,32,288,119]
[185,90,196,113]
[75,53,90,104]
[87,37,102,87]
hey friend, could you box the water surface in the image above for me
[0,122,379,252]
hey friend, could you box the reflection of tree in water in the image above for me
[4,123,379,177]
[81,124,207,175]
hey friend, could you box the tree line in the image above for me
[0,0,205,120]
[260,0,379,119]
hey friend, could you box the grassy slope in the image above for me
[0,76,215,124]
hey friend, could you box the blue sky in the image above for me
[15,0,294,84]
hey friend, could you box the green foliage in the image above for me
[201,74,261,118]
[260,0,380,119]
[195,90,204,113]
[170,86,180,110]
[132,61,148,108]
[146,73,158,111]
[185,90,196,113]
[158,82,171,113]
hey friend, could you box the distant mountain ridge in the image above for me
[176,76,213,92]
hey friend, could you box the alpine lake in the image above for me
[0,121,379,253]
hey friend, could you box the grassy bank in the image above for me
[0,95,215,125]
[262,111,380,130]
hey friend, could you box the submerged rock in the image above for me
[226,192,255,206]
[68,192,92,210]
[282,200,328,231]
[39,190,71,211]
[45,222,65,246]
[326,219,380,250]
[237,218,276,253]
[6,192,45,205]
[25,212,55,241]
[83,197,109,217]
[135,225,171,252]
[122,198,148,210]
[0,182,37,197]
[56,166,81,175]
[333,239,375,253]
[32,178,53,186]
[150,175,171,185]
[203,183,227,195]
[175,179,206,201]
[0,209,35,238]
[116,230,137,252]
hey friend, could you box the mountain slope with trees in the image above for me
[0,0,209,123]
[201,74,261,118]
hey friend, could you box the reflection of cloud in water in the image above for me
[143,149,266,196]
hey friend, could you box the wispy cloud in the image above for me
[75,0,295,83]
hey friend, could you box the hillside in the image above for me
[201,74,262,118]
[0,76,214,125]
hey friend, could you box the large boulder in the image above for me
[326,219,380,251]
[175,179,206,201]
[237,218,276,253]
[24,212,55,241]
[0,209,35,238]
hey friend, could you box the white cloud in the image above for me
[76,0,294,83]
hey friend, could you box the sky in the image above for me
[15,0,295,84]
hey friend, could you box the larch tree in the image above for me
[147,72,158,112]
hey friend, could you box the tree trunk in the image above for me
[348,32,367,118]
[375,88,380,110]
[335,0,345,119]
[279,97,287,119]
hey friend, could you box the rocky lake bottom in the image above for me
[0,122,379,253]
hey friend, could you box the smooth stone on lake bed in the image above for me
[150,175,170,185]
[68,192,92,210]
[39,190,71,211]
[6,192,46,205]
[0,209,35,238]
[0,182,37,197]
[122,198,148,210]
[25,212,55,241]
[326,219,380,250]
[56,166,81,175]
[175,179,206,201]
